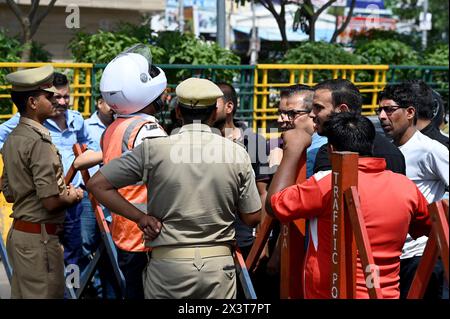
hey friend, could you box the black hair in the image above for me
[11,90,45,114]
[280,84,313,98]
[216,83,238,115]
[407,80,436,120]
[430,90,445,128]
[178,102,216,124]
[323,112,375,157]
[53,72,69,87]
[313,79,363,112]
[379,83,417,124]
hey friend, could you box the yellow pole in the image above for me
[253,67,258,131]
[73,68,80,112]
[84,67,92,116]
[262,69,268,132]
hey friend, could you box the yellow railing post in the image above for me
[252,64,389,138]
[253,67,258,131]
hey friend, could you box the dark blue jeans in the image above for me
[79,192,117,299]
[400,256,445,299]
[117,248,148,299]
[62,201,82,267]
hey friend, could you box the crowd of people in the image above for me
[0,44,448,299]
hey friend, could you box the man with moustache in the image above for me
[377,83,448,298]
[310,79,406,175]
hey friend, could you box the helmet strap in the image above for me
[153,96,164,113]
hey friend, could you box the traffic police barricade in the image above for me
[407,199,449,299]
[64,143,126,299]
[332,153,450,299]
[0,229,12,283]
[335,152,384,299]
[246,151,307,298]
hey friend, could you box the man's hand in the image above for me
[66,184,84,203]
[138,214,162,242]
[282,126,312,154]
[268,147,283,168]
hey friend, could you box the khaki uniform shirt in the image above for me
[100,123,261,247]
[1,117,66,223]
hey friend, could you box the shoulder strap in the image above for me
[122,118,152,152]
[141,138,151,184]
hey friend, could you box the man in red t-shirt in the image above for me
[266,112,431,298]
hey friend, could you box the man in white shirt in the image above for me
[378,82,449,299]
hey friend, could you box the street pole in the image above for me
[179,0,184,32]
[421,0,428,49]
[249,0,258,65]
[217,0,226,47]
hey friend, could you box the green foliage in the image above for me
[69,24,241,84]
[30,42,52,62]
[352,29,421,51]
[68,30,164,64]
[281,41,363,82]
[153,31,240,83]
[385,0,448,45]
[423,44,449,66]
[282,41,361,64]
[354,39,419,65]
[0,29,52,116]
[0,29,21,62]
[0,29,51,63]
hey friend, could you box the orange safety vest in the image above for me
[101,116,163,252]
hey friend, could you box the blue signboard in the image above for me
[348,0,385,9]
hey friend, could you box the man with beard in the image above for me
[268,84,327,178]
[311,79,406,175]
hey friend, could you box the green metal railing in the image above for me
[388,65,449,96]
[1,64,448,130]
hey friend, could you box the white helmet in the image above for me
[100,46,167,115]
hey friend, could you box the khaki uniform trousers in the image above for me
[6,226,65,299]
[143,245,236,299]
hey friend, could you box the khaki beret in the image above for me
[176,78,223,109]
[6,65,58,93]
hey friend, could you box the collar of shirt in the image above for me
[85,111,106,130]
[178,123,212,134]
[117,113,160,124]
[358,157,387,173]
[45,109,80,132]
[19,116,50,136]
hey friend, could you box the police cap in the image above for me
[6,65,58,93]
[176,78,223,109]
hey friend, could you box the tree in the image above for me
[236,0,290,51]
[385,0,449,46]
[236,0,357,50]
[328,0,356,43]
[5,0,57,61]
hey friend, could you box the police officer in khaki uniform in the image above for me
[0,65,83,298]
[88,78,261,299]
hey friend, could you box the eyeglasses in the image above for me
[278,109,310,119]
[375,105,405,116]
[54,95,70,101]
